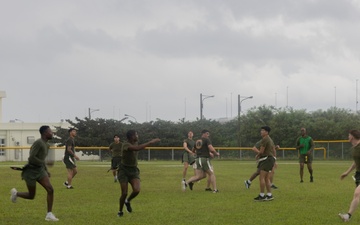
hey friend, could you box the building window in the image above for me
[0,138,5,156]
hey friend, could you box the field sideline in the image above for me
[0,160,357,225]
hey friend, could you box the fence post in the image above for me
[148,149,151,161]
[99,148,101,162]
[172,148,174,161]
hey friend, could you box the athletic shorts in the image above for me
[258,156,275,172]
[111,157,121,169]
[117,164,140,183]
[355,171,360,187]
[299,154,313,164]
[182,152,195,165]
[194,157,213,172]
[63,155,77,169]
[21,164,48,187]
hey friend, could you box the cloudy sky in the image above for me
[1,0,360,123]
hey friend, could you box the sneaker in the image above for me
[338,213,350,222]
[66,185,74,189]
[265,195,274,201]
[212,189,219,193]
[114,177,118,183]
[117,211,124,217]
[181,180,186,191]
[205,188,212,191]
[244,180,251,189]
[63,181,68,187]
[271,184,278,189]
[10,188,17,203]
[45,212,59,221]
[310,176,314,182]
[254,195,266,201]
[188,182,194,190]
[300,180,304,183]
[125,201,132,213]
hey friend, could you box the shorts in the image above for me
[21,164,48,187]
[63,155,77,169]
[299,154,313,164]
[111,157,121,169]
[194,157,213,172]
[182,152,195,165]
[355,171,360,187]
[258,156,275,172]
[117,164,140,183]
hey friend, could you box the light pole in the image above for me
[88,108,100,119]
[124,114,137,123]
[238,95,253,147]
[119,117,128,123]
[200,93,215,120]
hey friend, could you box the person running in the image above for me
[245,141,278,189]
[109,134,122,182]
[185,129,220,193]
[63,128,80,189]
[10,125,59,221]
[339,130,360,222]
[181,131,195,190]
[117,130,160,217]
[296,127,314,183]
[253,126,276,201]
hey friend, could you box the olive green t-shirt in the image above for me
[352,143,360,172]
[183,138,195,153]
[121,142,138,167]
[64,137,75,157]
[195,137,212,158]
[28,138,49,167]
[109,142,123,157]
[259,136,274,157]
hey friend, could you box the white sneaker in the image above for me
[338,213,350,222]
[45,212,59,221]
[10,188,17,203]
[181,180,186,191]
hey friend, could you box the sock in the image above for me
[260,193,265,197]
[248,180,252,184]
[267,193,272,197]
[125,199,129,203]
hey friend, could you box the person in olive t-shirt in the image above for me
[181,131,195,188]
[117,130,160,217]
[109,134,122,182]
[296,127,314,183]
[253,126,276,202]
[339,130,360,222]
[10,125,59,221]
[63,128,80,189]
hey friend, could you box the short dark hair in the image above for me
[261,126,271,133]
[39,125,50,135]
[68,128,76,133]
[349,130,360,139]
[113,134,120,138]
[201,129,210,134]
[126,130,137,140]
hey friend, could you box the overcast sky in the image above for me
[1,0,360,123]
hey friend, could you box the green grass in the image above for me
[0,160,357,225]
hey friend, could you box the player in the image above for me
[63,128,80,189]
[10,125,59,221]
[109,134,122,182]
[296,127,314,182]
[181,131,195,190]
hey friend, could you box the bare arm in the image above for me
[307,139,315,154]
[340,162,356,180]
[183,142,194,154]
[208,144,220,156]
[128,138,161,151]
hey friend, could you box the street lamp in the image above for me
[88,108,100,119]
[124,114,137,123]
[200,93,215,120]
[119,117,128,123]
[238,95,253,147]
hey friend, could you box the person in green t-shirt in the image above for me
[10,125,59,221]
[63,128,80,189]
[181,131,195,190]
[296,127,314,183]
[117,130,160,217]
[109,134,122,182]
[339,129,360,222]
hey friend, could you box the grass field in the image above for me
[0,160,357,225]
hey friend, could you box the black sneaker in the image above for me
[212,189,219,193]
[125,201,132,213]
[310,176,313,182]
[244,180,251,189]
[63,181,68,187]
[300,180,304,183]
[188,182,194,190]
[271,184,278,189]
[205,188,212,191]
[117,211,124,217]
[254,195,266,201]
[265,195,274,201]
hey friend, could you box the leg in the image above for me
[259,170,268,193]
[348,185,360,215]
[249,168,260,182]
[119,181,128,212]
[307,162,313,181]
[67,167,77,186]
[205,170,217,191]
[16,183,36,200]
[299,162,304,182]
[187,169,205,184]
[38,176,54,212]
[127,178,140,202]
[182,162,189,179]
